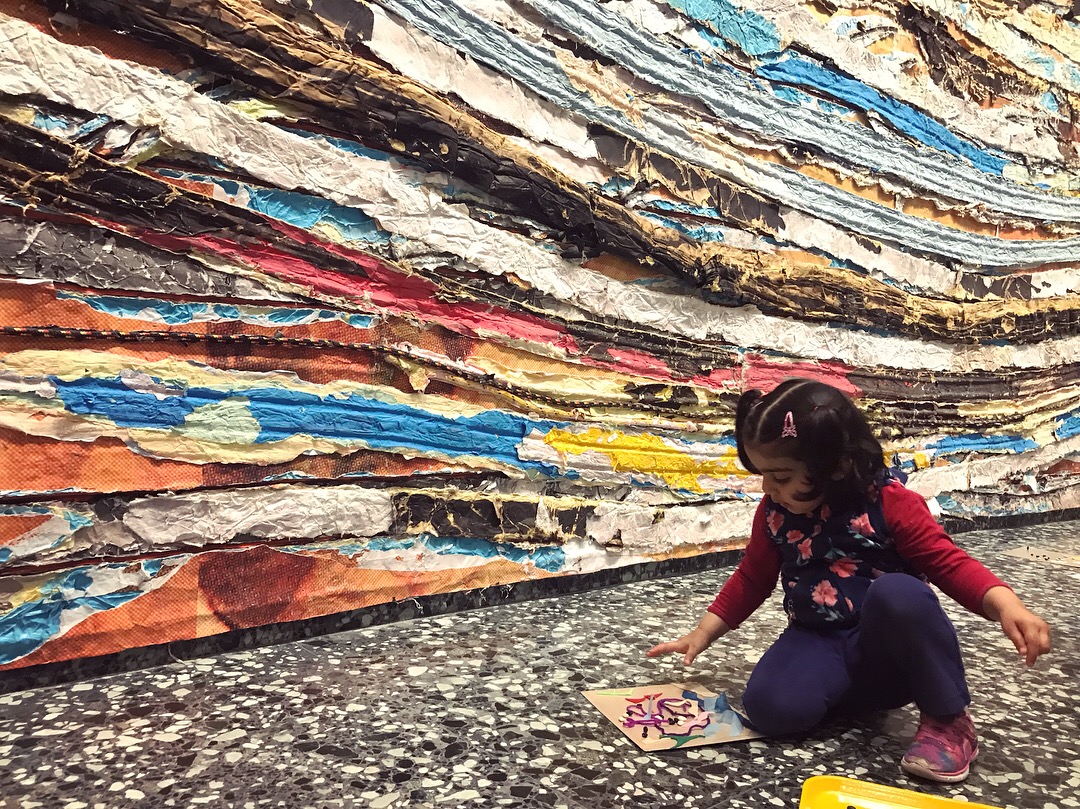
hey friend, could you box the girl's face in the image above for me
[744,442,826,515]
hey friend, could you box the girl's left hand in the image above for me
[983,586,1051,667]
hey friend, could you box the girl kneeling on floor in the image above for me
[648,378,1051,783]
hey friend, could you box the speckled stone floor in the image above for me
[2,521,1079,809]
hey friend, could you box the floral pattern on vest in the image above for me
[764,479,920,629]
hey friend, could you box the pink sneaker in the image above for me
[900,710,979,783]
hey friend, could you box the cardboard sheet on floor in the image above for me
[1003,545,1080,568]
[582,682,762,751]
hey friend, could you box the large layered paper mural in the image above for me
[1,0,1079,670]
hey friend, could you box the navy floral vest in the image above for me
[764,479,921,629]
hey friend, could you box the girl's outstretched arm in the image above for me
[883,484,1052,666]
[982,585,1052,667]
[885,483,1009,613]
[646,612,731,666]
[647,502,780,666]
[705,501,781,628]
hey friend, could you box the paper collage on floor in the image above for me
[1,0,1079,669]
[583,683,762,750]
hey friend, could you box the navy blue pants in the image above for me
[742,574,971,736]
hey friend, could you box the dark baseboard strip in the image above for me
[940,506,1080,533]
[2,507,1074,694]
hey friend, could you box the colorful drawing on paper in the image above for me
[582,682,762,751]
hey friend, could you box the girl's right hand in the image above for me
[646,627,714,666]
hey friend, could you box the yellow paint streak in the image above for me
[544,427,745,492]
[0,101,37,126]
[229,98,308,120]
[8,573,61,613]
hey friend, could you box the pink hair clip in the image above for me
[781,411,797,438]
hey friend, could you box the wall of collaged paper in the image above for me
[1,0,1079,670]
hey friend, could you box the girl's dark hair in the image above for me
[735,378,885,505]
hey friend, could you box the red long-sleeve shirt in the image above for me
[708,484,1008,629]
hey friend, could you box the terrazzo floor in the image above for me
[2,521,1079,808]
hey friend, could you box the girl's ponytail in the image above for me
[735,389,763,433]
[734,389,765,473]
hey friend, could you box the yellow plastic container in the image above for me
[799,775,1003,809]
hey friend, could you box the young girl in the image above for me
[648,378,1051,783]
